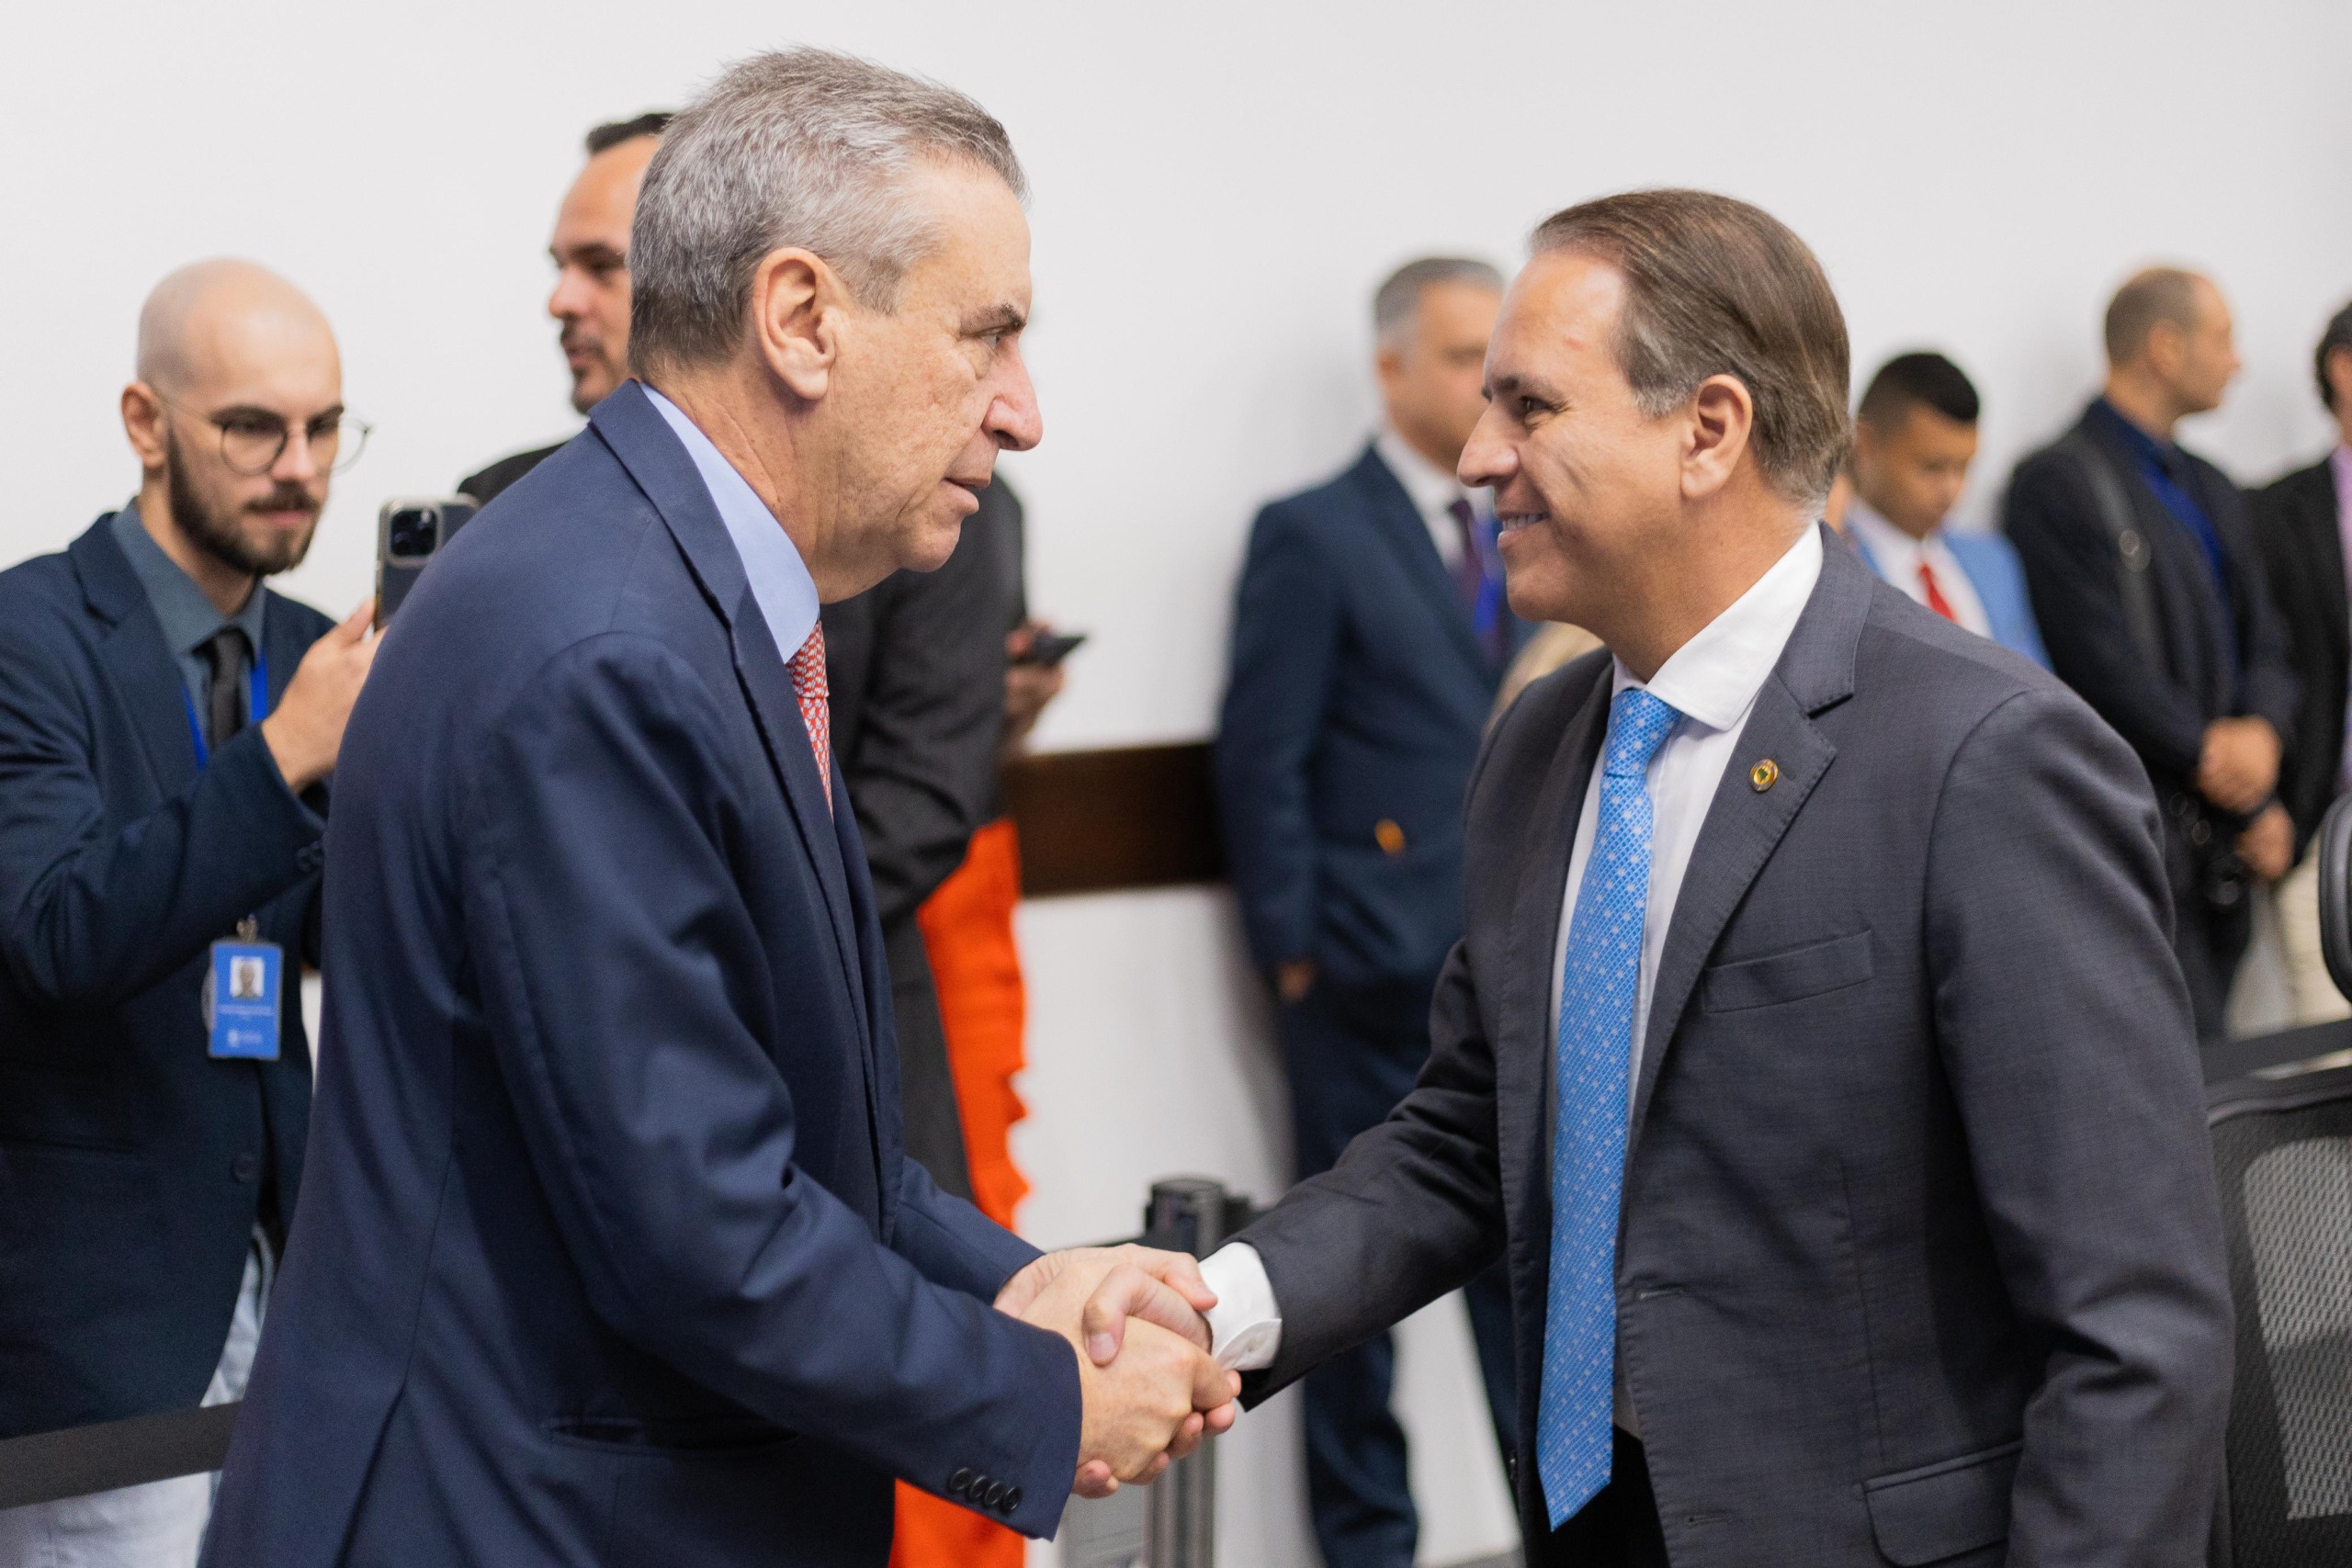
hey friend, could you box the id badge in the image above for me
[205,919,282,1061]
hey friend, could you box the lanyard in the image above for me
[181,649,270,771]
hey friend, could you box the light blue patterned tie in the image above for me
[1537,686,1682,1528]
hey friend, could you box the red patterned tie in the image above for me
[787,624,833,811]
[1917,559,1960,623]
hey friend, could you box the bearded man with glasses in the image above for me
[0,258,379,1567]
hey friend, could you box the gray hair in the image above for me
[629,48,1026,376]
[1374,256,1504,351]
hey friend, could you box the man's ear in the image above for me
[1683,374,1756,501]
[749,248,844,401]
[120,382,167,469]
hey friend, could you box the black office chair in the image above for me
[2206,794,2352,1566]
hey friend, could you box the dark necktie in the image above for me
[1447,497,1485,613]
[200,627,251,751]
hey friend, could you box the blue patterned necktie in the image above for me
[1537,686,1682,1528]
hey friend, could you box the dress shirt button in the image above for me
[984,1482,1007,1508]
[948,1467,973,1496]
[1004,1487,1022,1514]
[230,1152,259,1183]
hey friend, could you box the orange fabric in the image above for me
[891,818,1032,1568]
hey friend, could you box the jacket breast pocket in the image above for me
[1698,928,1873,1013]
[1862,1438,2019,1566]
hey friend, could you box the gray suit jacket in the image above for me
[1232,529,2233,1567]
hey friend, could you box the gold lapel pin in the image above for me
[1749,759,1780,792]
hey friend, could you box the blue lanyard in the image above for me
[181,649,270,771]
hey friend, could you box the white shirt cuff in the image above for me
[1198,1242,1283,1372]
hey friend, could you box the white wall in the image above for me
[7,4,2349,1564]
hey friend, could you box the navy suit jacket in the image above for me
[1234,534,2230,1566]
[1216,444,1525,987]
[202,385,1080,1568]
[0,517,327,1439]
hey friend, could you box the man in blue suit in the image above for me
[1215,256,1528,1568]
[203,51,1234,1568]
[0,260,378,1564]
[1841,351,2048,666]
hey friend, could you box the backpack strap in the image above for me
[2053,429,2163,666]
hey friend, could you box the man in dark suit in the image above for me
[1187,190,2230,1567]
[2007,267,2299,1043]
[458,111,670,505]
[2250,300,2352,1023]
[202,51,1233,1568]
[0,260,377,1562]
[1215,256,1526,1568]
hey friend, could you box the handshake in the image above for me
[994,1245,1243,1497]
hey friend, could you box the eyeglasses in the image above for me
[153,392,372,476]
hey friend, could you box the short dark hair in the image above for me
[2316,301,2352,412]
[1857,351,1980,430]
[585,111,673,156]
[1531,188,1850,506]
[2104,267,2203,367]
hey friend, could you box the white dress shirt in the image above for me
[644,386,820,656]
[1200,526,1826,1378]
[1843,500,1993,641]
[1374,427,1487,570]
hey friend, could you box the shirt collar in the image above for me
[2330,441,2352,500]
[108,500,269,658]
[1612,524,1824,734]
[1841,497,1935,569]
[2089,397,2179,473]
[642,385,820,659]
[1374,427,1477,520]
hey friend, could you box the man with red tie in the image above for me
[1842,352,2049,666]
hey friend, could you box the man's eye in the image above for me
[221,415,281,438]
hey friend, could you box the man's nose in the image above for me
[988,350,1044,453]
[277,425,325,482]
[548,268,588,322]
[1458,405,1514,490]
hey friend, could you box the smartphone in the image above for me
[1016,629,1088,669]
[374,498,478,629]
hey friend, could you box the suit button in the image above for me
[297,842,324,873]
[231,1153,259,1183]
[1004,1487,1022,1514]
[948,1467,973,1496]
[984,1482,1007,1508]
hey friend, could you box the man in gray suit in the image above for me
[1179,191,2232,1565]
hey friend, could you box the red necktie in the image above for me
[1917,559,1960,623]
[787,624,833,811]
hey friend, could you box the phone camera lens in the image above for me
[388,508,438,559]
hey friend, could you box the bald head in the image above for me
[136,259,337,395]
[122,259,347,598]
[2101,266,2240,428]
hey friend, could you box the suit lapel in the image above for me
[587,386,876,1055]
[1494,664,1611,1269]
[1352,447,1491,679]
[69,520,199,798]
[2304,467,2349,669]
[1627,530,1865,1153]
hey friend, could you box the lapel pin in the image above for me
[1750,759,1780,792]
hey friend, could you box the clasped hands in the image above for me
[994,1246,1242,1498]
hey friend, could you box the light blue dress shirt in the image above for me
[642,386,821,660]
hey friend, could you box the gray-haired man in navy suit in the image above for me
[1193,190,2231,1567]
